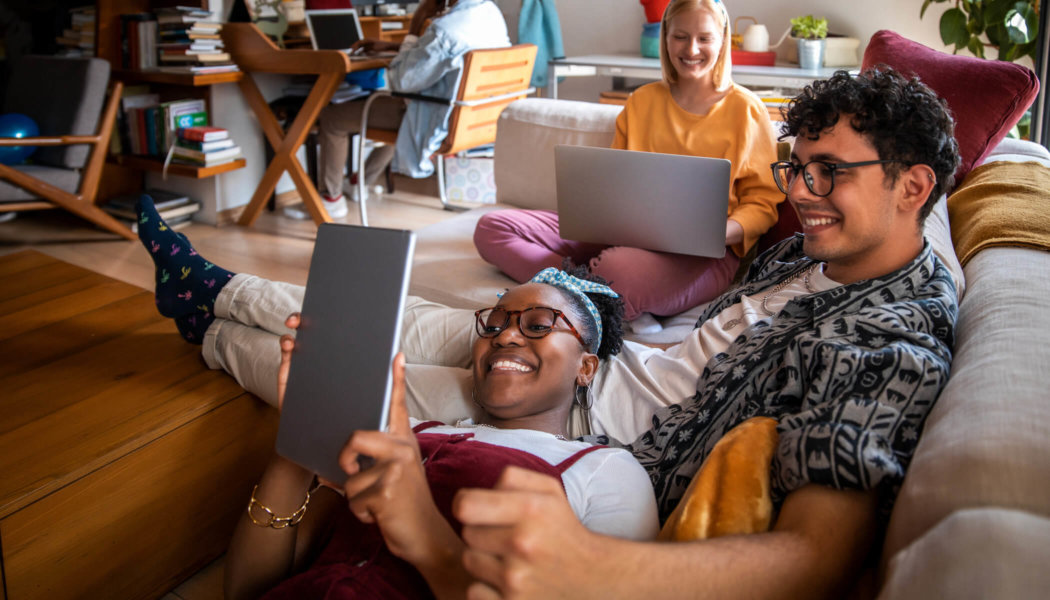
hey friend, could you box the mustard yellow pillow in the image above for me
[659,416,779,541]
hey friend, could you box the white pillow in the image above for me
[924,194,966,299]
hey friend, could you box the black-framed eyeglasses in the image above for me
[770,159,903,197]
[474,306,587,347]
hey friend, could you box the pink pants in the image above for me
[473,209,740,320]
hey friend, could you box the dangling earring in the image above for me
[574,383,593,411]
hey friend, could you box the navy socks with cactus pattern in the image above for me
[136,195,233,343]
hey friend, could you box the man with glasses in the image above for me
[451,67,962,597]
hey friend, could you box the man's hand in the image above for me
[454,467,601,599]
[454,473,880,599]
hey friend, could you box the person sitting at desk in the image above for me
[309,0,509,219]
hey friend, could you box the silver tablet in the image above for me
[276,223,416,482]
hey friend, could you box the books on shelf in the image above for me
[119,95,208,157]
[56,6,96,56]
[155,64,241,75]
[156,18,235,72]
[103,189,201,232]
[172,126,242,168]
[178,126,229,142]
[172,145,242,166]
[177,137,237,153]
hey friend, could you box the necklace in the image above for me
[721,263,820,331]
[454,419,567,441]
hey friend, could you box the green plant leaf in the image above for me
[967,36,986,58]
[1005,3,1038,44]
[940,8,971,47]
[920,0,948,19]
[986,21,1005,46]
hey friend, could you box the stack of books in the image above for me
[120,12,159,69]
[103,189,201,233]
[171,126,243,168]
[119,91,208,157]
[157,11,238,75]
[56,6,96,56]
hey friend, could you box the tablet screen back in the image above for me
[276,223,416,482]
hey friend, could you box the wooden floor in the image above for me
[0,184,466,600]
[0,186,466,290]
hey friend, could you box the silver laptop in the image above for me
[276,223,416,482]
[555,145,730,258]
[305,9,365,52]
[304,9,398,59]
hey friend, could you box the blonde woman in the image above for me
[473,0,782,328]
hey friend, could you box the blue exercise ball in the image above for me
[0,113,40,166]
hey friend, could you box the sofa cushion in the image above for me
[923,194,965,298]
[3,56,110,169]
[0,165,81,201]
[881,246,1050,563]
[947,160,1050,267]
[494,98,622,210]
[862,30,1039,189]
[880,508,1050,599]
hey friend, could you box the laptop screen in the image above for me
[305,9,364,51]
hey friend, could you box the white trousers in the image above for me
[201,274,703,442]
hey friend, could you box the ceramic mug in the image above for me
[742,24,770,53]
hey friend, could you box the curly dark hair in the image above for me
[550,261,625,360]
[780,66,960,223]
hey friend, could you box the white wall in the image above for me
[496,0,959,102]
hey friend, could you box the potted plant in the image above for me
[920,0,1038,61]
[790,15,828,71]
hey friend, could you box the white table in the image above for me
[546,54,849,98]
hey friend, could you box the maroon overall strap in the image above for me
[412,420,445,433]
[552,444,606,474]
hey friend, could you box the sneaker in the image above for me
[323,194,348,218]
[282,194,348,220]
[349,185,384,203]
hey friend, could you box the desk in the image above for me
[223,23,393,226]
[547,54,846,99]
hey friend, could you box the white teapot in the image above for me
[742,23,770,53]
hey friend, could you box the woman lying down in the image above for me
[165,252,661,596]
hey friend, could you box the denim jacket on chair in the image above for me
[388,0,510,178]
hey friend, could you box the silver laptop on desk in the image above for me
[305,9,364,52]
[555,145,730,258]
[304,9,399,59]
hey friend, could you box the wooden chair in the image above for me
[222,22,392,226]
[355,44,538,226]
[0,56,132,240]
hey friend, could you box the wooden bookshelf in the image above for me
[114,155,246,178]
[360,15,412,43]
[94,0,248,201]
[113,68,243,86]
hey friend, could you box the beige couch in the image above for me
[407,98,1050,596]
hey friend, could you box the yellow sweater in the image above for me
[612,82,782,257]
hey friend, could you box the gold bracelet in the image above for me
[246,481,319,529]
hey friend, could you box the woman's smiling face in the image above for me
[665,7,723,84]
[470,283,595,431]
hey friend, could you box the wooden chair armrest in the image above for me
[0,135,100,147]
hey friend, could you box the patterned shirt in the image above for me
[602,235,958,521]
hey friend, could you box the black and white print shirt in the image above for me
[616,235,958,521]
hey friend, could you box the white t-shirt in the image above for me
[591,264,841,443]
[409,418,660,541]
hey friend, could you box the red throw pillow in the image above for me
[862,30,1039,189]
